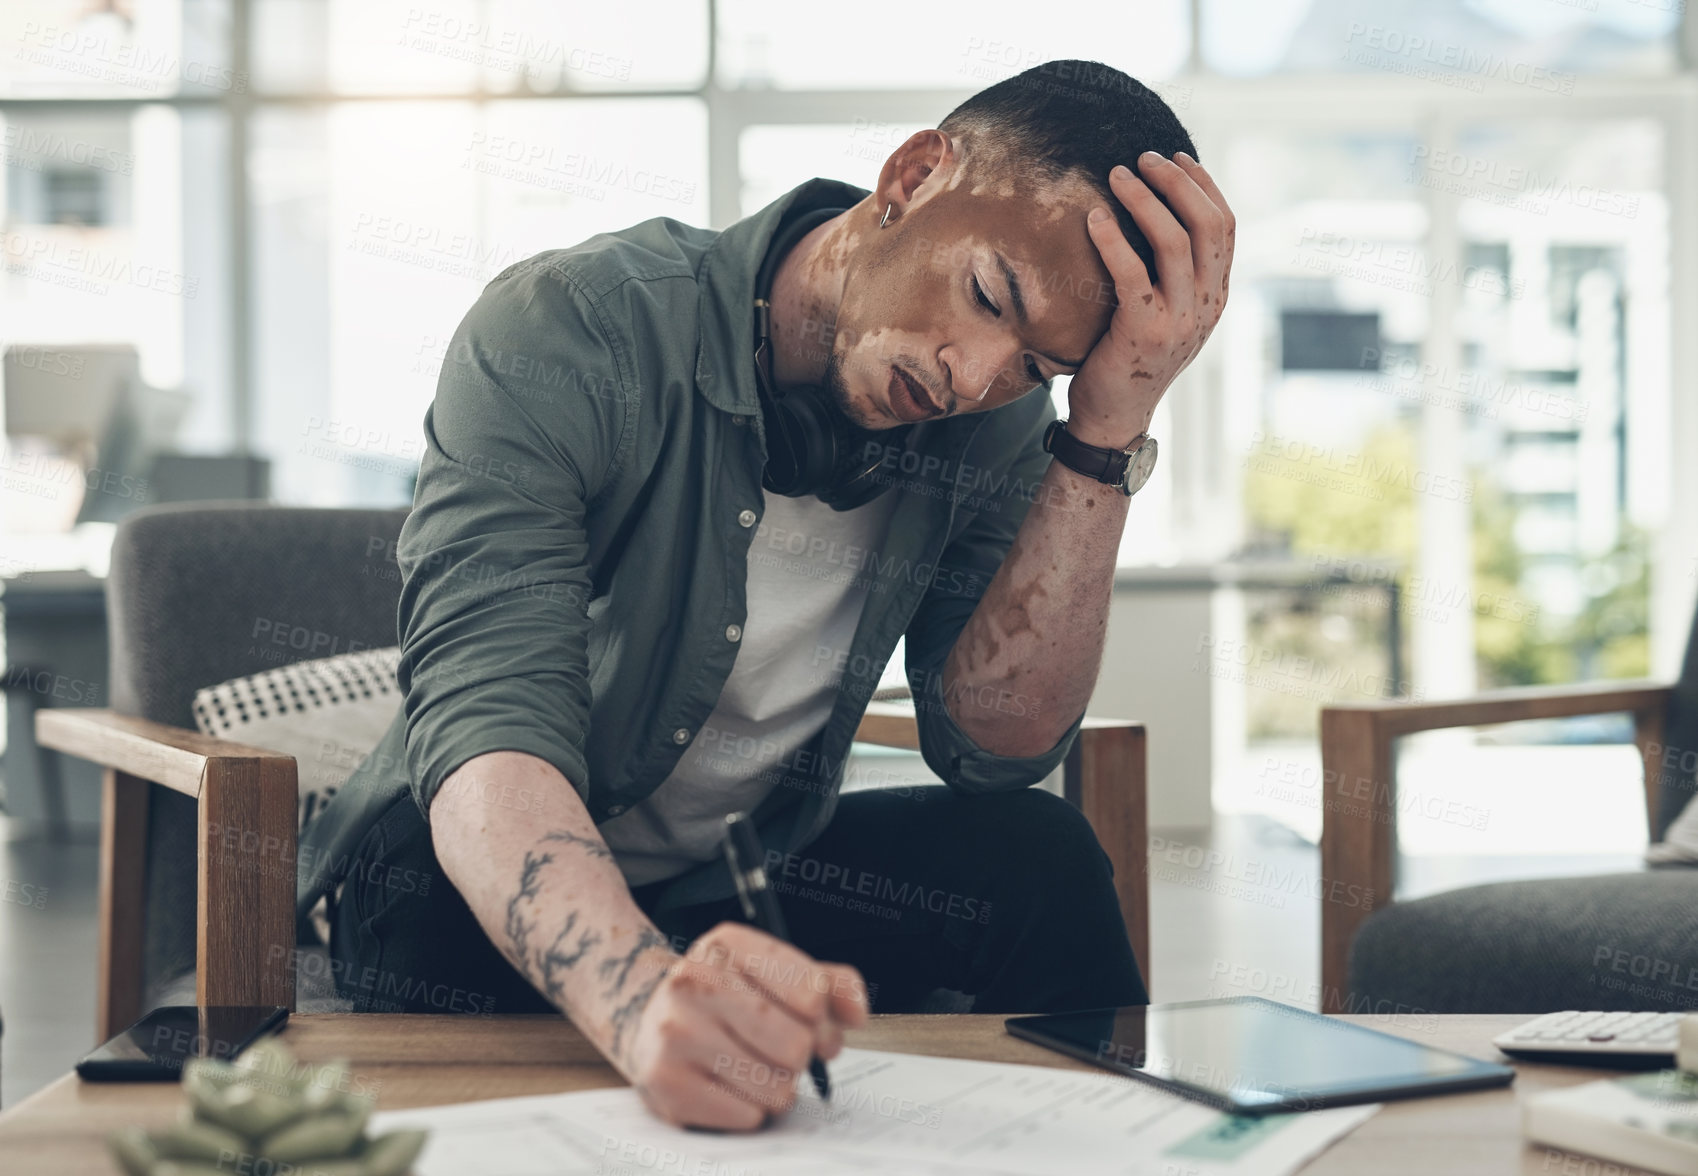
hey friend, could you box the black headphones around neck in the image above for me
[752,205,916,512]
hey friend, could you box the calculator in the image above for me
[1493,1011,1689,1067]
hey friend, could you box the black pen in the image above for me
[722,811,831,1102]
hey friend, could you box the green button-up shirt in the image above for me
[298,178,1084,922]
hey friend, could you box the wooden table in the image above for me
[0,1013,1649,1175]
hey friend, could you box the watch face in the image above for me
[1121,436,1159,496]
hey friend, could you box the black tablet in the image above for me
[1006,996,1513,1114]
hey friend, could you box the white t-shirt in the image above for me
[599,485,901,887]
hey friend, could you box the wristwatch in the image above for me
[1043,419,1159,497]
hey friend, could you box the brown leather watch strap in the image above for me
[1043,419,1138,490]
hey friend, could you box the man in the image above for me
[302,58,1232,1130]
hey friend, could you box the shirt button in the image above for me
[606,804,626,817]
[725,624,742,642]
[738,509,757,527]
[672,727,691,745]
[731,414,746,426]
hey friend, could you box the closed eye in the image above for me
[977,275,1051,388]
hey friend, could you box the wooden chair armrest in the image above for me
[1323,680,1671,738]
[1318,680,1674,1011]
[1066,719,1149,984]
[852,705,1150,988]
[34,708,298,1038]
[853,701,922,751]
[34,708,298,796]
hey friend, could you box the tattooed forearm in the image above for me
[600,927,669,993]
[430,756,685,1074]
[503,849,554,969]
[503,828,615,976]
[608,958,671,1062]
[503,837,608,998]
[600,926,671,1064]
[540,829,613,859]
[537,913,603,1005]
[502,830,674,1047]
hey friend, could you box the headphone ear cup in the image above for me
[818,427,898,510]
[760,388,839,497]
[819,466,882,511]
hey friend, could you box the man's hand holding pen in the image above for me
[622,921,870,1130]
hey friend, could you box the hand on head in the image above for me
[1065,151,1236,449]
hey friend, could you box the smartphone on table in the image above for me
[75,1005,289,1082]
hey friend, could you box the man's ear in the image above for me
[875,130,952,221]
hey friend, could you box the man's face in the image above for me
[824,163,1117,431]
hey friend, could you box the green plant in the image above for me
[108,1038,427,1176]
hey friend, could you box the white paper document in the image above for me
[371,1047,1378,1176]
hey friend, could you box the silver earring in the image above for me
[880,203,894,229]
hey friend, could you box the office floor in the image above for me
[0,804,1648,1110]
[0,822,97,1110]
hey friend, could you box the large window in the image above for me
[1201,0,1682,76]
[716,0,1188,88]
[2,0,1693,764]
[250,96,707,501]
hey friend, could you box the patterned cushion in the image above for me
[192,647,402,831]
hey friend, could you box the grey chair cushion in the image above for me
[110,503,409,729]
[107,503,408,995]
[1351,591,1698,1014]
[1349,872,1698,1013]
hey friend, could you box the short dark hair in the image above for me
[938,60,1197,280]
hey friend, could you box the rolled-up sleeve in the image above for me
[903,398,1084,794]
[397,260,631,816]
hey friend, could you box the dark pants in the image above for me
[330,785,1147,1016]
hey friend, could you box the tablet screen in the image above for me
[1007,996,1513,1113]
